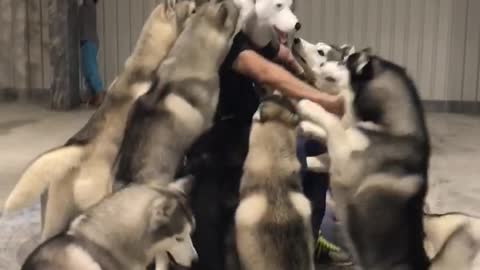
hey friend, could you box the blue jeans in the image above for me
[80,40,103,94]
[297,136,329,240]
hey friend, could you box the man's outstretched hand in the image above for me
[311,92,345,117]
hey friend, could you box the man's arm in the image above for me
[274,43,304,75]
[233,50,344,116]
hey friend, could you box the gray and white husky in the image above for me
[297,48,431,269]
[3,0,196,240]
[235,95,314,270]
[21,177,197,270]
[116,0,240,187]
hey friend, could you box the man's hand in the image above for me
[275,44,304,76]
[312,93,345,117]
[233,49,345,117]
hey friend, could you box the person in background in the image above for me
[79,0,104,107]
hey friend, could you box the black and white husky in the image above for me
[297,48,431,269]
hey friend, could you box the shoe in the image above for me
[88,91,105,107]
[315,231,353,266]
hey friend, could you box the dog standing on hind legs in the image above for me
[235,95,314,270]
[3,0,196,240]
[297,48,431,269]
[116,0,240,188]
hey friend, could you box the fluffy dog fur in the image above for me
[116,0,239,187]
[3,0,195,240]
[235,95,314,270]
[424,211,480,270]
[291,38,356,173]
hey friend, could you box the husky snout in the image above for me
[325,76,336,83]
[167,235,198,267]
[295,22,301,31]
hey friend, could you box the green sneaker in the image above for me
[315,231,353,266]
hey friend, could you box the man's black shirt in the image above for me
[214,31,280,122]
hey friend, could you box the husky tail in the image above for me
[3,145,84,214]
[429,224,479,270]
[425,212,480,270]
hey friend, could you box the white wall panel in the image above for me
[95,0,166,88]
[0,0,479,106]
[462,0,480,102]
[294,0,479,103]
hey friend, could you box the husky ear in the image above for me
[357,48,371,73]
[348,48,372,75]
[150,197,177,227]
[169,175,194,195]
[340,44,355,58]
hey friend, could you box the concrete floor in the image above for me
[0,102,479,268]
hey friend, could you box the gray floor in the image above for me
[0,102,479,269]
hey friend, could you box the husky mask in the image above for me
[254,0,300,33]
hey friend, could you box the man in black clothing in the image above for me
[181,28,344,270]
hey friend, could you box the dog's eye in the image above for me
[320,63,325,67]
[276,3,283,8]
[175,237,185,242]
[191,9,196,14]
[318,50,325,56]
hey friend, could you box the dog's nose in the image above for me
[325,76,337,83]
[293,38,300,44]
[295,22,302,31]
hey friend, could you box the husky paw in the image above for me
[306,154,330,173]
[299,121,327,141]
[297,99,337,129]
[297,99,323,120]
[155,253,170,270]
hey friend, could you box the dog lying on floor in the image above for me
[21,177,197,270]
[3,0,196,241]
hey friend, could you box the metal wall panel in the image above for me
[1,0,479,105]
[294,0,479,102]
[462,0,480,102]
[95,0,166,88]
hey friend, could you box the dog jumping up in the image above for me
[3,0,196,240]
[116,0,240,187]
[297,48,431,269]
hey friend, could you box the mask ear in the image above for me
[150,197,177,229]
[169,175,194,195]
